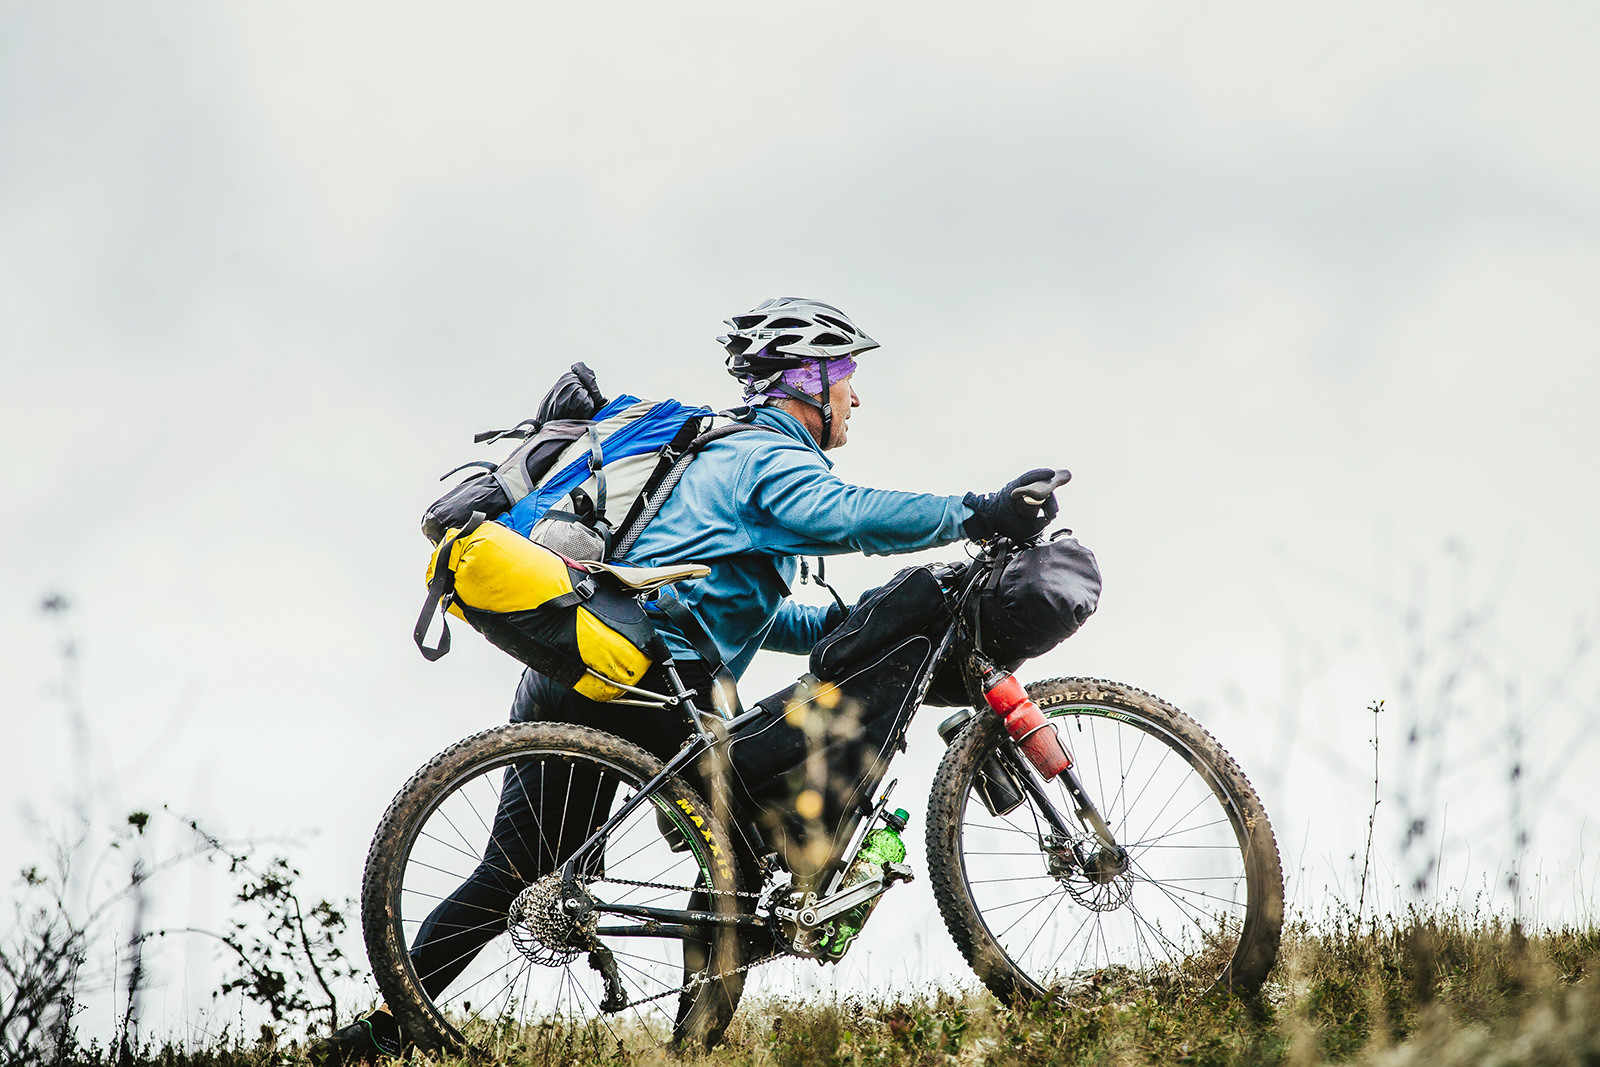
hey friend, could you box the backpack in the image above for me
[421,363,771,562]
[414,364,775,690]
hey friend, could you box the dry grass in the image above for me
[51,912,1600,1067]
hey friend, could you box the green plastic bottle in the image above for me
[821,809,909,960]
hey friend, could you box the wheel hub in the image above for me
[1046,837,1134,912]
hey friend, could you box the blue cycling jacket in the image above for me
[619,406,971,678]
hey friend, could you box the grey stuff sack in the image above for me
[973,533,1102,664]
[420,363,607,545]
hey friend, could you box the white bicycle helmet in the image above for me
[720,297,879,444]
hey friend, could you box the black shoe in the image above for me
[313,1008,407,1063]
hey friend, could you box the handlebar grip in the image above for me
[1010,468,1072,507]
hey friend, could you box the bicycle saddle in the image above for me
[581,560,711,593]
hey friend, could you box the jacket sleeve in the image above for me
[761,598,834,654]
[739,443,971,557]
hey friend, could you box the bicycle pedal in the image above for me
[885,862,915,885]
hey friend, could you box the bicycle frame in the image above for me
[556,537,1123,936]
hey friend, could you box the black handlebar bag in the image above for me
[726,567,948,877]
[925,533,1102,706]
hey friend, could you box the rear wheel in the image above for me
[927,678,1283,1004]
[361,722,746,1055]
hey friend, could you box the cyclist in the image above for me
[319,297,1059,1060]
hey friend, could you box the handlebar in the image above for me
[1009,468,1071,508]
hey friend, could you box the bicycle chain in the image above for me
[619,949,788,1010]
[595,874,766,900]
[585,876,784,1011]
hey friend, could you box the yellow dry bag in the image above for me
[414,516,658,701]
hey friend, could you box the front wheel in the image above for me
[927,678,1283,1005]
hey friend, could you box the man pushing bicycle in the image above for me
[320,297,1068,1060]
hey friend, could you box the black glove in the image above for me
[962,468,1061,541]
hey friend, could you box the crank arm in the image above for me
[774,882,882,930]
[791,864,914,929]
[809,876,885,925]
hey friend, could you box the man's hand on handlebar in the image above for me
[962,468,1070,542]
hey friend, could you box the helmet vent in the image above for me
[812,333,847,347]
[767,317,810,329]
[762,335,803,354]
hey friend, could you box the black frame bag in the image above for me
[725,567,949,873]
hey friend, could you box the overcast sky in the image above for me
[4,0,1598,1031]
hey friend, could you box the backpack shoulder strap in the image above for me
[687,420,772,451]
[608,416,779,558]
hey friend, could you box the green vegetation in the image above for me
[45,911,1599,1066]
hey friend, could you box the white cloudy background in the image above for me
[4,0,1598,1037]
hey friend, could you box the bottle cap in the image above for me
[884,807,910,831]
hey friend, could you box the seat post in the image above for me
[647,634,714,739]
[668,660,726,740]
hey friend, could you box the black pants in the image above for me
[406,662,711,999]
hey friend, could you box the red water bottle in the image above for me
[981,666,1072,779]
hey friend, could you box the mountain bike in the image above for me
[360,473,1284,1054]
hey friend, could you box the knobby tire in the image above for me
[361,722,745,1054]
[926,677,1283,1005]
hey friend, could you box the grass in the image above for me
[54,912,1600,1067]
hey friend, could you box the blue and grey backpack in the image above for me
[421,363,771,562]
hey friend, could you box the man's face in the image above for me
[824,375,860,450]
[775,370,861,449]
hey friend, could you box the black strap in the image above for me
[438,459,497,481]
[544,494,613,557]
[542,576,596,611]
[414,512,487,661]
[689,421,771,451]
[650,593,742,716]
[474,418,540,444]
[818,357,832,446]
[771,380,820,409]
[609,416,709,549]
[608,418,779,558]
[800,556,848,615]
